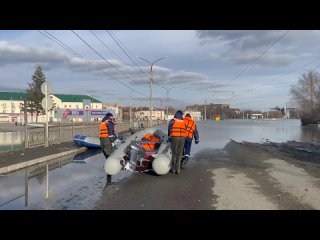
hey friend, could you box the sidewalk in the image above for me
[0,141,88,174]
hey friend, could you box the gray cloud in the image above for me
[196,30,300,67]
[0,41,223,93]
[197,30,286,50]
[225,50,296,67]
[0,41,69,66]
[0,84,26,92]
[167,71,208,86]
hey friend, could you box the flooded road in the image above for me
[1,119,320,209]
[96,119,320,210]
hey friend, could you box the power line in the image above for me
[91,30,150,85]
[227,30,290,85]
[107,30,168,90]
[107,30,150,79]
[89,30,126,63]
[37,30,148,97]
[71,30,148,93]
[37,30,83,59]
[236,30,290,79]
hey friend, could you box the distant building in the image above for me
[183,110,202,121]
[134,107,165,120]
[0,92,27,123]
[102,103,122,122]
[52,94,102,110]
[51,94,103,122]
[0,92,105,123]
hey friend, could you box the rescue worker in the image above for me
[100,112,117,184]
[168,110,187,174]
[182,113,199,168]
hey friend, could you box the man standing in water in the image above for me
[168,110,187,174]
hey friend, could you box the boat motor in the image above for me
[125,141,146,164]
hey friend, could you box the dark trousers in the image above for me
[100,137,113,158]
[171,136,185,173]
[184,137,192,158]
[100,137,113,186]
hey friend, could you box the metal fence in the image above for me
[26,120,163,148]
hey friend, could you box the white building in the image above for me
[183,110,202,121]
[0,92,103,123]
[134,107,165,120]
[52,94,102,110]
[102,103,122,121]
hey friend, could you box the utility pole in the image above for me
[204,99,207,120]
[137,56,166,127]
[166,90,169,120]
[24,98,28,149]
[160,98,163,120]
[129,91,132,127]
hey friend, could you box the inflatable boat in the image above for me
[103,127,172,176]
[74,127,172,175]
[73,135,101,148]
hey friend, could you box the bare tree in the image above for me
[290,70,320,117]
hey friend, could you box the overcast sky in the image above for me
[1,30,320,111]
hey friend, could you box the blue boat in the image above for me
[73,135,101,149]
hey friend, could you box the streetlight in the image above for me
[137,56,166,126]
[163,86,174,121]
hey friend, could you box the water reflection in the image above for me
[300,125,320,143]
[0,132,23,153]
[73,149,102,163]
[0,154,107,210]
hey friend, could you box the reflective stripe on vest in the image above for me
[184,117,196,139]
[99,122,109,138]
[170,118,187,137]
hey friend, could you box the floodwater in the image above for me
[191,119,320,154]
[0,119,319,209]
[0,131,24,153]
[0,149,133,210]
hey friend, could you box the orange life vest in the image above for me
[142,133,160,150]
[170,118,187,137]
[99,122,109,138]
[184,117,196,139]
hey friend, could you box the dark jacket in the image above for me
[106,119,117,139]
[192,126,199,141]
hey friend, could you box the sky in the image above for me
[1,30,320,111]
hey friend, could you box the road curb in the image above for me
[0,147,87,175]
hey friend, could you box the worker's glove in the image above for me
[195,139,199,144]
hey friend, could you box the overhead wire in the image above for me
[233,30,290,79]
[37,30,148,97]
[89,30,126,64]
[106,30,150,79]
[70,30,148,96]
[106,30,168,91]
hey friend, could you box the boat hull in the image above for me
[73,135,101,148]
